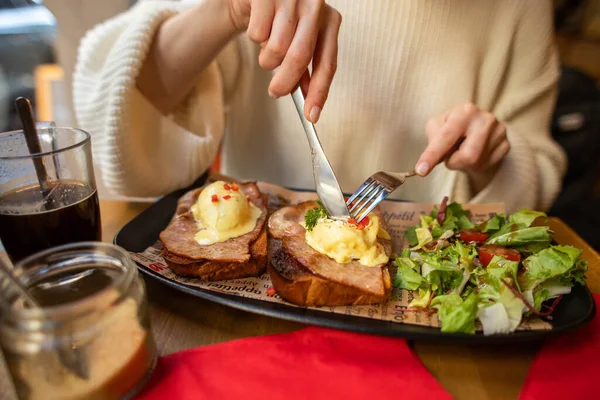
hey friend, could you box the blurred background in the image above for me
[0,0,599,247]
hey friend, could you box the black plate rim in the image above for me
[113,175,597,344]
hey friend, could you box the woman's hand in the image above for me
[415,103,511,192]
[229,0,342,123]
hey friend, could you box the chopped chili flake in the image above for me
[348,218,357,225]
[231,183,239,191]
[223,183,231,190]
[356,216,370,230]
[266,287,276,297]
[211,194,218,202]
[223,195,232,200]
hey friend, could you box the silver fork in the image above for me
[347,170,417,223]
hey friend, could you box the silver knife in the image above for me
[291,87,350,219]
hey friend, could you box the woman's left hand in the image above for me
[414,103,510,192]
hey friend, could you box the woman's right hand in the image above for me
[228,0,342,123]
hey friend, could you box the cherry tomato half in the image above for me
[478,244,521,267]
[458,229,489,244]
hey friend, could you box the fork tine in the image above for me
[348,181,378,214]
[352,185,386,221]
[346,178,374,207]
[355,189,390,223]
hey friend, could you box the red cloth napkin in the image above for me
[519,293,600,400]
[136,326,451,400]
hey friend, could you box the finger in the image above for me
[487,139,510,167]
[258,3,299,72]
[445,112,497,171]
[416,104,477,176]
[486,121,507,152]
[299,69,311,97]
[303,7,341,123]
[247,0,276,43]
[269,5,321,98]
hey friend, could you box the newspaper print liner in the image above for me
[129,181,551,332]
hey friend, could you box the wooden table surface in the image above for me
[1,200,599,400]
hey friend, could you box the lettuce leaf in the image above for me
[558,258,588,287]
[394,258,427,291]
[408,288,432,309]
[485,224,552,247]
[410,228,433,250]
[519,245,583,291]
[508,209,547,227]
[531,279,573,312]
[476,274,524,335]
[432,292,479,334]
[485,255,519,282]
[478,213,506,234]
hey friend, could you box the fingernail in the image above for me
[416,162,430,176]
[309,106,321,123]
[268,90,278,99]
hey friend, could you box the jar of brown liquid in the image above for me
[0,242,157,400]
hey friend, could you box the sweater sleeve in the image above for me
[73,1,233,198]
[452,1,566,214]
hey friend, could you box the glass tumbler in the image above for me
[0,125,101,264]
[0,242,157,400]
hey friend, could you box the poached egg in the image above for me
[304,214,391,266]
[190,181,262,245]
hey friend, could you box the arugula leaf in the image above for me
[445,203,474,230]
[432,292,479,334]
[485,225,552,247]
[394,258,427,291]
[508,209,547,227]
[404,226,418,247]
[431,225,446,239]
[519,245,584,291]
[304,201,328,231]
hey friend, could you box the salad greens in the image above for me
[394,198,588,335]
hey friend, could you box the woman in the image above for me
[73,0,566,213]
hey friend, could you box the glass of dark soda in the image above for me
[0,124,101,263]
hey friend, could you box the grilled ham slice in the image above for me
[268,201,392,306]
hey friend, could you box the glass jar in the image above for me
[0,242,157,400]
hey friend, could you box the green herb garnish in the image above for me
[304,200,328,231]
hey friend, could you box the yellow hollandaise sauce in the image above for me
[190,181,262,245]
[303,214,391,267]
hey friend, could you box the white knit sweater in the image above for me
[73,0,566,213]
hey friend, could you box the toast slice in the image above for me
[159,182,268,281]
[267,201,392,306]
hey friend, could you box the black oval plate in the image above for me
[114,174,596,344]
